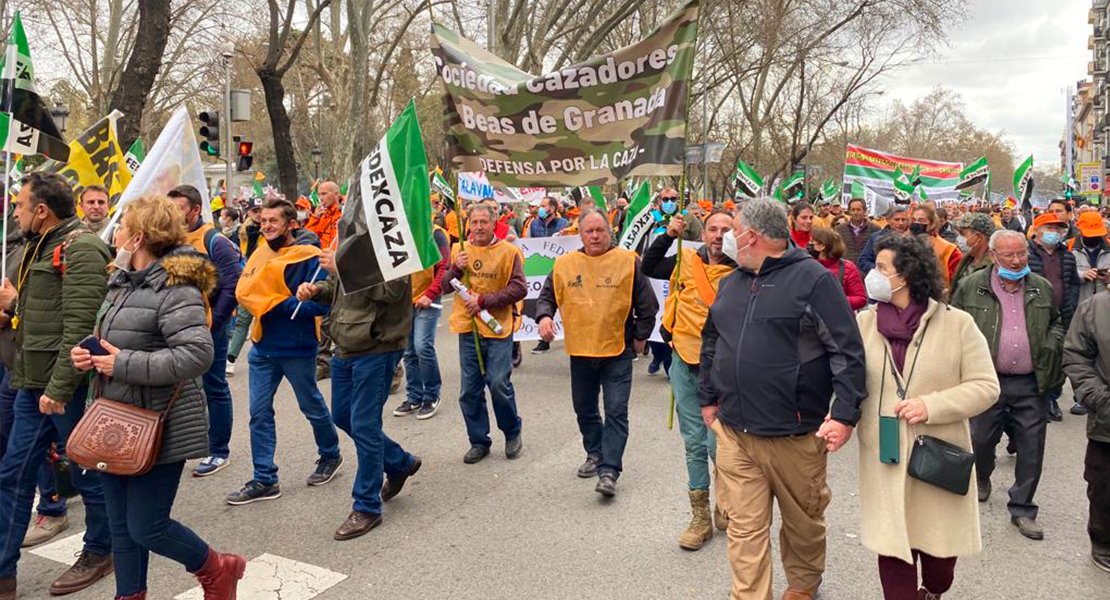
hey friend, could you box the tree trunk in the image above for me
[107,0,170,149]
[260,69,298,202]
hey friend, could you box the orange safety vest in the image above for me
[552,248,637,358]
[184,222,217,256]
[447,240,521,339]
[662,249,734,364]
[930,235,958,285]
[235,242,322,343]
[411,225,448,302]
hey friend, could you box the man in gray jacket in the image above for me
[1062,290,1110,572]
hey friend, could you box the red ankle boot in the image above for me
[191,549,247,600]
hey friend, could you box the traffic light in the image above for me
[198,111,220,157]
[236,140,254,172]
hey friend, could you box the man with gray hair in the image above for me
[698,198,867,600]
[950,228,1063,541]
[439,203,527,464]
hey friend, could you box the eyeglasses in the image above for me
[993,251,1028,261]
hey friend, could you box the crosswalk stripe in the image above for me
[175,553,347,600]
[28,530,86,564]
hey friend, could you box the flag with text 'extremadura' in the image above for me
[842,144,962,203]
[335,101,441,293]
[430,0,699,187]
[0,12,68,162]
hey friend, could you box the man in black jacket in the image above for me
[1027,212,1081,420]
[698,198,866,600]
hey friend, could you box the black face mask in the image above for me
[807,247,821,259]
[909,223,927,235]
[1084,236,1103,248]
[266,233,288,252]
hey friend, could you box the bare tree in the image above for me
[107,0,170,147]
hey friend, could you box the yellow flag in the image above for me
[48,111,132,213]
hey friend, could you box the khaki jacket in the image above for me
[855,301,999,562]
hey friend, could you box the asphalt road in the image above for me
[14,303,1108,599]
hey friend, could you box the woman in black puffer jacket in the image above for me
[70,195,244,600]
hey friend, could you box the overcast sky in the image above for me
[881,0,1089,169]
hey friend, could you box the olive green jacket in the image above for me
[11,217,111,402]
[312,274,412,358]
[949,267,1064,394]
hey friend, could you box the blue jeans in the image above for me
[569,349,634,476]
[0,386,110,577]
[331,352,416,515]
[458,335,521,448]
[247,349,340,485]
[403,306,442,405]
[203,326,233,459]
[0,368,65,517]
[671,359,716,490]
[102,461,209,596]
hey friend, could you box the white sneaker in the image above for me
[22,514,69,547]
[225,360,236,376]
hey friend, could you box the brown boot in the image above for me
[781,587,816,600]
[0,577,14,600]
[191,549,246,600]
[50,550,113,595]
[678,490,713,550]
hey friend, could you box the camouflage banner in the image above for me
[430,0,699,188]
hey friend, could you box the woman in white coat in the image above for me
[853,234,1000,600]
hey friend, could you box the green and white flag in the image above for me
[0,12,68,162]
[731,157,763,198]
[955,156,988,190]
[124,138,145,174]
[335,100,441,292]
[575,186,607,212]
[892,167,916,203]
[781,170,804,199]
[1013,155,1034,210]
[617,180,653,251]
[6,154,22,198]
[819,179,838,204]
[431,170,455,208]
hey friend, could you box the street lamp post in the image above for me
[312,146,322,181]
[50,102,70,134]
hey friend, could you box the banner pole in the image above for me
[452,172,486,377]
[1,148,10,282]
[667,4,700,431]
[290,236,339,320]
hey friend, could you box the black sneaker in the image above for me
[307,455,344,486]
[227,481,282,505]
[505,436,523,459]
[463,446,490,464]
[512,342,523,368]
[531,341,550,355]
[595,472,617,497]
[1071,402,1090,416]
[416,399,440,420]
[393,401,420,417]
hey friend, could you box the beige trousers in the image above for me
[711,419,831,600]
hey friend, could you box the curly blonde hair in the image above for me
[119,195,187,257]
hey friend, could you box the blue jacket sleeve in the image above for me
[270,256,329,319]
[209,234,243,330]
[857,233,879,276]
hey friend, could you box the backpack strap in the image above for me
[53,228,91,276]
[203,227,220,258]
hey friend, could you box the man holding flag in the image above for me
[228,198,343,506]
[535,210,657,498]
[168,184,243,478]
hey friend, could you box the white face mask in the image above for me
[864,269,904,303]
[722,230,752,263]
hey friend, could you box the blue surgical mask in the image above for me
[538,207,549,219]
[998,265,1030,281]
[661,200,677,215]
[1040,231,1061,248]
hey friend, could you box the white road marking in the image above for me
[175,553,347,600]
[28,530,85,564]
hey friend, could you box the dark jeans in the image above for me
[331,351,416,515]
[569,349,634,476]
[247,349,341,485]
[403,306,442,405]
[203,325,233,459]
[0,386,110,578]
[1087,439,1110,549]
[458,335,521,448]
[877,551,957,599]
[971,373,1046,519]
[102,461,209,596]
[0,368,65,517]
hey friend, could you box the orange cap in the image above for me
[296,197,312,211]
[1077,211,1108,237]
[1032,213,1066,230]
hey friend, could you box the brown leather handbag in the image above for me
[67,383,181,477]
